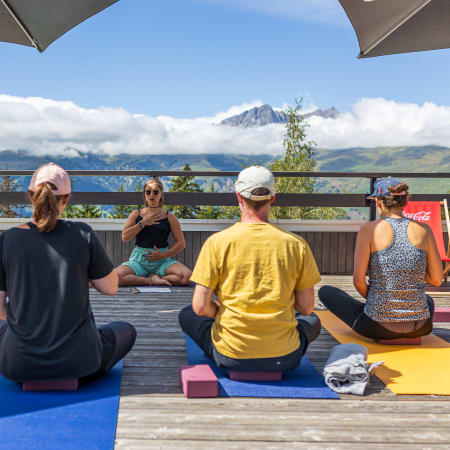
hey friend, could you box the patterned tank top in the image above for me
[364,217,430,322]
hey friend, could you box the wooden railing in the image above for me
[1,170,449,221]
[0,219,375,274]
[1,218,447,275]
[1,170,449,274]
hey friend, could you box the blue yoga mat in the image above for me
[172,282,196,288]
[185,335,339,399]
[0,361,122,450]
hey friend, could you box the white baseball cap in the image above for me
[235,166,276,200]
[28,163,71,195]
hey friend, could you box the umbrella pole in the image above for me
[0,0,42,52]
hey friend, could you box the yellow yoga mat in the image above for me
[316,310,450,395]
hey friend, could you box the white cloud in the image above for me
[1,95,450,157]
[0,95,282,156]
[308,98,450,149]
[191,0,348,25]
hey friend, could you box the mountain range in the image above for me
[1,102,447,220]
[221,104,339,128]
[1,145,448,197]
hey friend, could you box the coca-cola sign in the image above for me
[402,211,431,221]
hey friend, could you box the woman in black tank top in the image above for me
[117,177,192,286]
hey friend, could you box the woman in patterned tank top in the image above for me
[319,177,443,340]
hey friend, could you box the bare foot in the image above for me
[150,275,172,286]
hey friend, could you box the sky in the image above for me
[1,0,450,156]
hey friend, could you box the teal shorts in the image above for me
[122,246,178,277]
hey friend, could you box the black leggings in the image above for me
[80,321,137,383]
[179,305,321,372]
[318,286,434,340]
[0,320,136,383]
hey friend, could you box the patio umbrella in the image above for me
[339,0,450,58]
[0,0,119,53]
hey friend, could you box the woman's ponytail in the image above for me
[31,182,60,232]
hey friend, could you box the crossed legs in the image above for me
[117,265,171,286]
[0,319,136,383]
[178,305,321,372]
[318,285,434,339]
[117,263,191,286]
[80,321,137,383]
[162,263,192,285]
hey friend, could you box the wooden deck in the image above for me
[90,276,450,449]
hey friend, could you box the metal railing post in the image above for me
[369,177,377,221]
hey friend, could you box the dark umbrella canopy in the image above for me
[0,0,119,52]
[339,0,450,58]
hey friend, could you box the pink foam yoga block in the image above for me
[433,307,450,322]
[22,378,79,391]
[376,337,421,345]
[179,365,218,398]
[228,370,282,381]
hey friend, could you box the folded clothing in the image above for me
[323,343,382,396]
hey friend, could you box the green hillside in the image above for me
[0,146,448,196]
[315,145,450,195]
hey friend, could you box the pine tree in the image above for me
[134,178,145,211]
[169,164,202,218]
[135,179,144,194]
[0,164,22,218]
[61,205,83,218]
[61,176,82,218]
[197,182,227,219]
[76,204,104,218]
[269,98,345,220]
[109,183,135,218]
[60,176,104,218]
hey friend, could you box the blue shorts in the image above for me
[122,246,178,277]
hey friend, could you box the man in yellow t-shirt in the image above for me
[179,166,322,372]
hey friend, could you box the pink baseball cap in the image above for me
[28,163,71,195]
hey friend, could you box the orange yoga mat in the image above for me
[316,310,450,395]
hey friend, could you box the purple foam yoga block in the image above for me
[23,378,79,391]
[227,370,282,381]
[179,365,218,398]
[376,337,421,346]
[433,307,450,322]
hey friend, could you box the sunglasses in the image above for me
[145,189,160,196]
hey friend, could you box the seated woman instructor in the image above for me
[319,177,443,340]
[0,163,136,382]
[117,177,192,286]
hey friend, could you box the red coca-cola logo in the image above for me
[402,211,431,221]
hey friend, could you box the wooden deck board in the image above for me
[88,276,450,449]
[115,441,450,450]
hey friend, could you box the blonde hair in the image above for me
[29,182,67,232]
[144,177,164,207]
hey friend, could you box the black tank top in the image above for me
[135,211,171,249]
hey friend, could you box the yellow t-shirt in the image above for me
[190,222,321,359]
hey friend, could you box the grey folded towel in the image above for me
[323,343,383,396]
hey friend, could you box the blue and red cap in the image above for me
[367,177,406,199]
